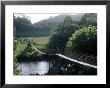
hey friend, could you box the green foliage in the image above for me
[47,16,79,54]
[13,57,21,75]
[13,40,22,75]
[13,39,31,74]
[80,13,97,27]
[14,16,35,37]
[48,56,97,75]
[14,16,32,31]
[66,25,97,56]
[14,16,31,25]
[20,37,49,52]
[17,42,43,62]
[14,16,55,37]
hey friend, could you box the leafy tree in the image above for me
[47,16,79,54]
[14,16,34,37]
[80,13,97,27]
[66,25,97,56]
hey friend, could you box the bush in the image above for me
[66,25,97,56]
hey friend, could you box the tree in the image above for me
[66,25,97,56]
[14,16,34,37]
[80,13,97,27]
[47,16,79,54]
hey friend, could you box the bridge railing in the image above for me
[31,43,97,69]
[56,54,97,69]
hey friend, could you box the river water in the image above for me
[19,61,52,75]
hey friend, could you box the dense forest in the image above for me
[14,13,97,75]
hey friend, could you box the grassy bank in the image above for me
[19,36,49,51]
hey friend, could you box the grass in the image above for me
[18,36,50,51]
[20,36,49,45]
[14,43,27,56]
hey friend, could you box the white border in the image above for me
[5,5,106,84]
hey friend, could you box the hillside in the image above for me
[33,13,84,26]
[14,13,97,37]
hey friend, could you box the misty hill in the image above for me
[48,14,84,22]
[33,14,84,27]
[31,14,84,37]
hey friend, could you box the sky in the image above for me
[14,14,60,24]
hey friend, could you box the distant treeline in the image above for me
[14,13,96,37]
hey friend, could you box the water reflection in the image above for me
[19,61,51,75]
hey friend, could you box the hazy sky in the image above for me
[14,14,60,24]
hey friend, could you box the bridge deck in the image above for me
[56,54,97,69]
[31,44,45,54]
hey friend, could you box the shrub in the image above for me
[66,25,97,56]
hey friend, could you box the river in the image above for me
[19,61,52,75]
